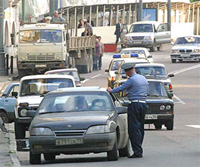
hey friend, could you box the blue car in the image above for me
[0,83,19,123]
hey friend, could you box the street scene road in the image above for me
[11,44,199,167]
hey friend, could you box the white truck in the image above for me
[14,75,75,151]
[17,23,96,78]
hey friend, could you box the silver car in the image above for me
[171,36,200,63]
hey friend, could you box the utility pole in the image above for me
[22,0,25,22]
[167,0,171,31]
[0,0,7,76]
[50,0,58,17]
[138,0,143,21]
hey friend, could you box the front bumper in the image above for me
[171,54,200,60]
[125,40,154,48]
[145,114,174,124]
[29,132,116,154]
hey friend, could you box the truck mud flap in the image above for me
[16,139,30,152]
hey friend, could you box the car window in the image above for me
[48,71,80,81]
[135,66,167,76]
[8,85,19,97]
[20,78,74,96]
[129,24,153,33]
[111,60,123,71]
[38,92,114,113]
[157,23,169,32]
[175,37,200,45]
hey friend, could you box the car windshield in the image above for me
[38,92,114,114]
[19,29,62,43]
[147,82,168,97]
[120,62,149,74]
[175,37,200,45]
[111,60,123,71]
[20,78,74,96]
[47,71,80,81]
[135,66,167,76]
[129,24,153,33]
[120,50,146,58]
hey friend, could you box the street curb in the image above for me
[6,124,21,167]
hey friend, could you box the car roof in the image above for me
[45,68,78,74]
[48,86,107,94]
[121,47,148,51]
[176,35,200,38]
[20,74,75,81]
[135,63,165,67]
[123,58,149,63]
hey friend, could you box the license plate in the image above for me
[56,138,83,146]
[145,114,158,120]
[35,64,46,68]
[181,54,190,57]
[133,41,142,44]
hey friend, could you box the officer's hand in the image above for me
[107,87,112,92]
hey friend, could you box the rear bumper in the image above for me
[145,114,174,124]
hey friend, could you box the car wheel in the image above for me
[14,122,26,139]
[172,59,176,63]
[44,153,56,161]
[29,151,41,164]
[154,123,162,130]
[0,111,10,123]
[166,119,174,130]
[119,139,131,157]
[107,133,119,161]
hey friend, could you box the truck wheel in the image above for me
[44,153,56,161]
[154,123,162,130]
[172,59,176,63]
[107,132,118,161]
[0,111,10,123]
[119,139,130,157]
[166,119,174,130]
[30,151,41,164]
[14,122,26,139]
[71,57,76,68]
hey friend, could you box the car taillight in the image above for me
[169,84,173,90]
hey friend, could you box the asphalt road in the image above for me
[16,44,200,167]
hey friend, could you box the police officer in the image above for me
[107,63,148,158]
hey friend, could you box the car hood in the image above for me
[30,111,115,130]
[172,44,200,50]
[146,97,174,104]
[125,32,153,37]
[17,96,43,106]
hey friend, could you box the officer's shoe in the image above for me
[128,154,143,158]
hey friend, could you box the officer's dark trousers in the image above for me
[128,102,147,156]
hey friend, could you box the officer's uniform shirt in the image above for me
[111,73,148,101]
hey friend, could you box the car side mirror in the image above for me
[12,92,18,98]
[115,71,119,74]
[80,77,85,81]
[147,55,153,58]
[27,110,37,118]
[122,75,127,79]
[105,69,109,72]
[116,107,127,114]
[168,74,174,77]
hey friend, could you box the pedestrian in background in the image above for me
[51,11,66,23]
[114,19,123,46]
[83,19,93,36]
[78,19,83,28]
[98,36,104,70]
[107,64,148,158]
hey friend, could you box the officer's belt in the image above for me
[129,100,146,103]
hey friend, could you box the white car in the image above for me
[120,47,154,63]
[171,36,200,63]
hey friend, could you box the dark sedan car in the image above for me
[114,79,174,130]
[28,87,129,164]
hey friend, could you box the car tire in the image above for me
[107,133,119,161]
[154,123,162,130]
[29,151,41,164]
[166,119,174,130]
[44,153,56,161]
[14,122,26,139]
[119,139,130,157]
[172,59,176,63]
[0,111,10,123]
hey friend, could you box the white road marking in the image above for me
[90,74,102,79]
[186,125,200,129]
[173,95,185,104]
[170,64,200,75]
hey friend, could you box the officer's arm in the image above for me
[111,79,132,93]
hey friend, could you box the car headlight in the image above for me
[172,50,179,53]
[86,125,110,134]
[55,55,61,60]
[144,36,152,41]
[166,105,171,110]
[125,36,131,41]
[21,55,27,61]
[194,49,200,53]
[20,109,28,117]
[160,105,165,111]
[30,128,53,136]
